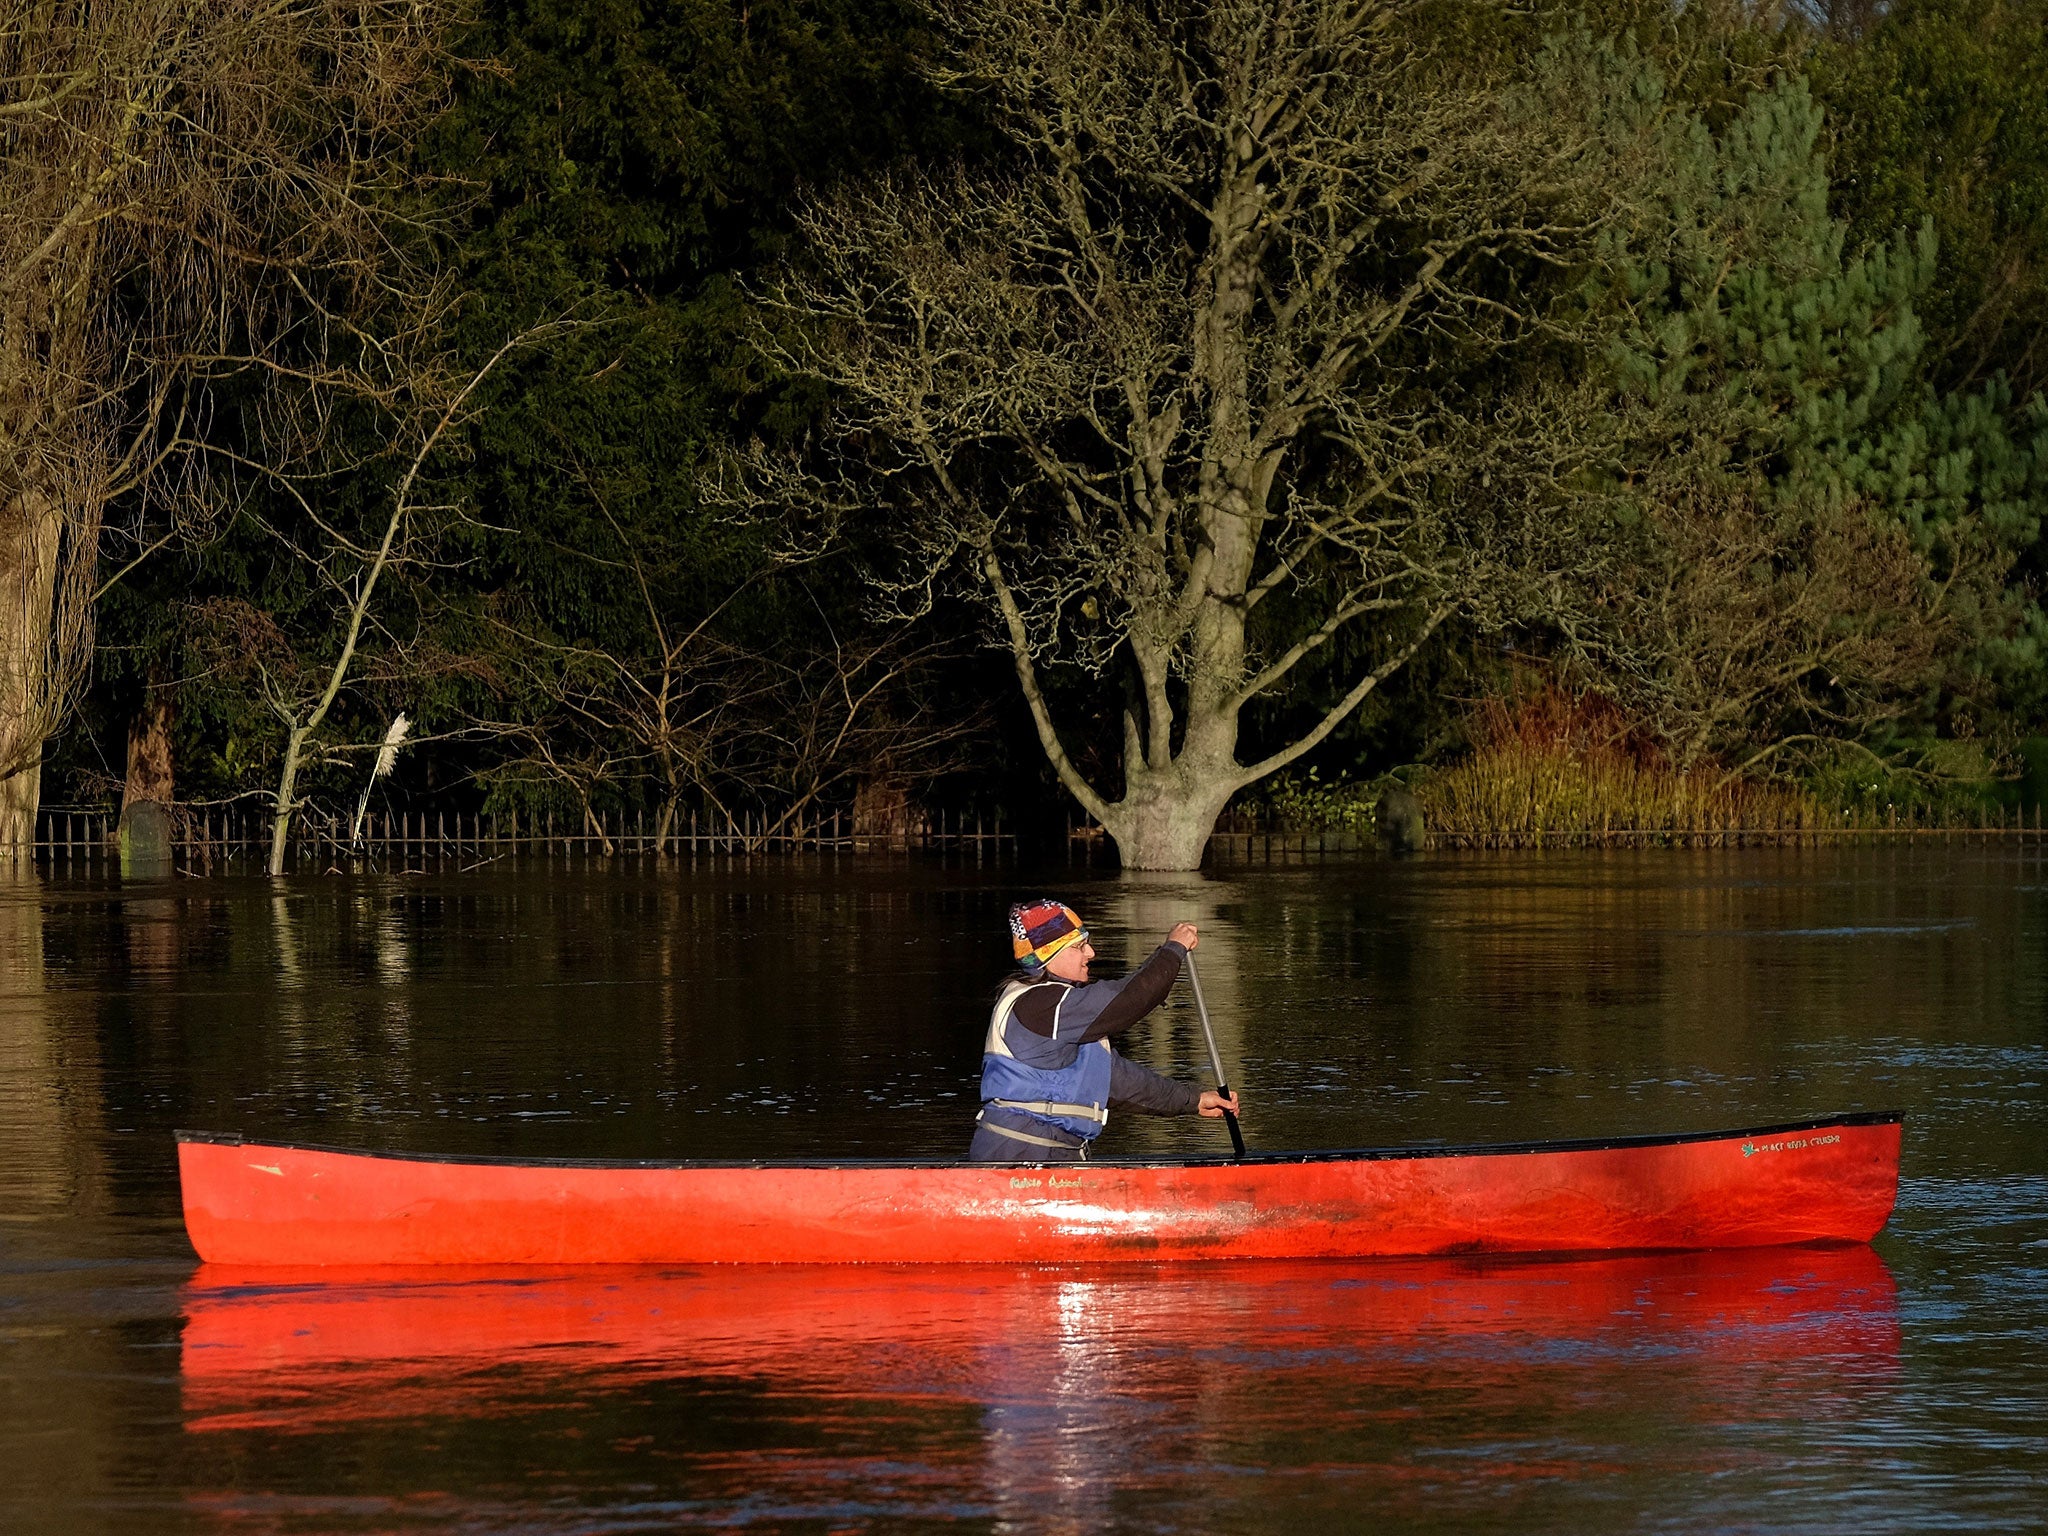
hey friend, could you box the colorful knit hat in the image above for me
[1010,899,1087,971]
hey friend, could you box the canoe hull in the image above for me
[176,1114,1901,1266]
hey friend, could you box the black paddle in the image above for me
[1183,950,1247,1162]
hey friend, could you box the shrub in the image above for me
[1413,688,1823,845]
[1236,768,1380,833]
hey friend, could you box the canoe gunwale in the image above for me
[174,1110,1903,1173]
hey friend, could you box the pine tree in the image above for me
[1593,72,2048,771]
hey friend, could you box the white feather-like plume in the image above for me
[372,712,411,780]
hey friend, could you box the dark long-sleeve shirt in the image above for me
[996,941,1199,1116]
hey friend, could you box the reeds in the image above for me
[1417,743,1825,847]
[1414,689,1825,848]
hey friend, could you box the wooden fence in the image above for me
[15,804,1015,870]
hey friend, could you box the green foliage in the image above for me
[52,0,2048,845]
[1607,78,1978,514]
[1237,769,1382,835]
[1803,739,2009,820]
[429,0,955,641]
[1814,0,2048,711]
[1600,68,2048,725]
[1816,0,2048,399]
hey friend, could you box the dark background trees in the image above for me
[1,0,464,850]
[63,0,1004,845]
[18,0,2048,864]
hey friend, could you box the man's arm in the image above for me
[1028,941,1186,1042]
[1108,1051,1202,1116]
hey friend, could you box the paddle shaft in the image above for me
[1183,951,1247,1161]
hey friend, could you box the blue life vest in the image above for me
[980,978,1114,1143]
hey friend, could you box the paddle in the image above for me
[1183,950,1247,1162]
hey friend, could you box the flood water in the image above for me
[2,846,2043,1533]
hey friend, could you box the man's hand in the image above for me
[1198,1090,1239,1119]
[1169,921,1199,951]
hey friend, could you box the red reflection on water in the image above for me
[181,1246,1897,1436]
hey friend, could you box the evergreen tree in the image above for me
[1593,72,2048,769]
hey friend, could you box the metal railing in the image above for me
[12,804,1016,870]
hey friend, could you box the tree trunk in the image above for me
[122,687,176,810]
[268,728,305,877]
[119,684,178,876]
[1105,791,1226,870]
[0,493,62,855]
[1091,615,1250,870]
[1103,746,1239,872]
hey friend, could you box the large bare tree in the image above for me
[0,0,459,852]
[736,0,1656,867]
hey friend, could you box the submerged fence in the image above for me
[1100,806,2048,861]
[1205,819,2048,859]
[19,801,2048,870]
[18,804,1016,870]
[1418,796,2048,851]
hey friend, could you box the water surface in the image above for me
[2,847,2042,1532]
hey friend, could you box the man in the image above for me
[968,899,1241,1163]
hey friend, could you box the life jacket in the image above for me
[979,977,1114,1143]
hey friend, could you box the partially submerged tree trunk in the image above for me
[117,681,177,873]
[122,686,176,811]
[0,492,61,852]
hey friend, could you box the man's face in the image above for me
[1044,934,1094,983]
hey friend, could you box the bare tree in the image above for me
[732,0,1661,867]
[1582,486,2004,781]
[0,0,461,852]
[487,511,987,853]
[254,323,568,876]
[734,629,990,846]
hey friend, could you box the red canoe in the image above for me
[175,1112,1900,1266]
